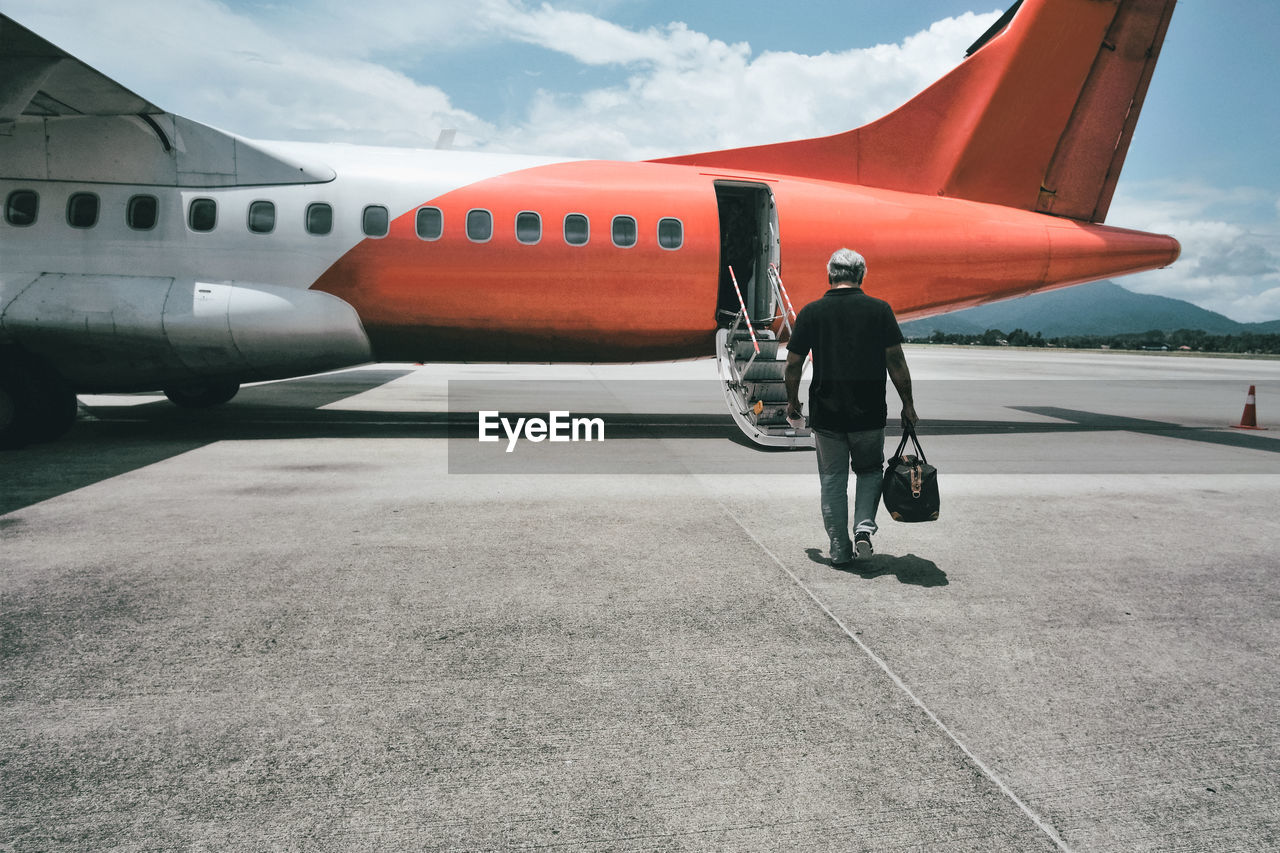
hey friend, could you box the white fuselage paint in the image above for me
[1,143,567,288]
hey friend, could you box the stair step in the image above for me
[733,340,780,360]
[731,327,776,341]
[743,381,790,403]
[740,359,786,381]
[759,425,809,437]
[753,403,794,427]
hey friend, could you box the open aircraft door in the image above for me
[714,182,780,328]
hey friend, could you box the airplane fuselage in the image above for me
[2,140,1179,382]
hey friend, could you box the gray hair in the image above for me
[827,248,866,285]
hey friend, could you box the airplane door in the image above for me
[714,182,780,327]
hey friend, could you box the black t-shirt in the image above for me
[786,287,904,432]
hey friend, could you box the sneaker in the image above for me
[830,537,853,567]
[854,532,873,559]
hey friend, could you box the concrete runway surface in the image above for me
[2,346,1278,851]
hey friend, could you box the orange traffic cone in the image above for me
[1232,385,1267,430]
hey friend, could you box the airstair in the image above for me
[715,264,814,448]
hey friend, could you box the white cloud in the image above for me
[477,10,1001,159]
[278,0,649,61]
[495,6,727,67]
[1108,182,1280,322]
[2,1,998,157]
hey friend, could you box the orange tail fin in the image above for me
[655,0,1177,224]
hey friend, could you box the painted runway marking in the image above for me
[712,496,1074,853]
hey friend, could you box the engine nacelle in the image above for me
[0,273,372,391]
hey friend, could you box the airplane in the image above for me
[0,0,1180,450]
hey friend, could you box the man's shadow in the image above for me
[805,548,948,587]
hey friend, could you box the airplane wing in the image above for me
[0,14,161,130]
[0,13,333,185]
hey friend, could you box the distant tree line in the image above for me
[910,328,1280,355]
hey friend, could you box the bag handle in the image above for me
[892,421,927,464]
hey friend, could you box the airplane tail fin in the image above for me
[654,0,1177,224]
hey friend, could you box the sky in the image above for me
[3,0,1278,321]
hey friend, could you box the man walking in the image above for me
[784,249,918,565]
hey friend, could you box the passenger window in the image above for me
[515,211,541,244]
[248,200,275,234]
[67,193,100,229]
[5,190,38,227]
[306,203,332,235]
[611,215,637,248]
[363,205,389,237]
[466,209,492,242]
[658,217,683,250]
[416,206,442,240]
[127,195,158,231]
[188,198,217,232]
[564,213,589,246]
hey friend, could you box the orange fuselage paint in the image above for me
[313,161,720,362]
[312,160,1180,363]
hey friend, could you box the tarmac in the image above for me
[2,346,1278,851]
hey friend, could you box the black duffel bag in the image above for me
[882,424,939,522]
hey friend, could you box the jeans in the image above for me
[814,427,885,560]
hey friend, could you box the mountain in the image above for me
[898,281,1277,338]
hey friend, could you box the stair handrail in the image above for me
[768,263,797,340]
[728,266,758,354]
[727,265,760,386]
